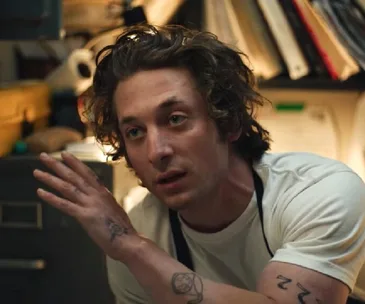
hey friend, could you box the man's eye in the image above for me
[169,115,186,126]
[126,128,143,139]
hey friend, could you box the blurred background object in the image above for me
[0,81,51,157]
[347,92,365,181]
[0,0,62,40]
[0,2,194,303]
[45,48,95,95]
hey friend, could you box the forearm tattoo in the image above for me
[171,272,203,304]
[277,274,322,303]
[105,218,128,242]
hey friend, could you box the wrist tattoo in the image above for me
[171,272,203,304]
[105,218,128,242]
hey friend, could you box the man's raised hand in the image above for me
[33,152,139,261]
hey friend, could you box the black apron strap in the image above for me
[168,209,194,271]
[169,168,274,271]
[252,169,274,258]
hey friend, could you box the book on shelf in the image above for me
[356,0,365,11]
[210,0,237,47]
[312,0,365,70]
[202,0,364,86]
[204,0,255,72]
[203,0,219,38]
[293,0,360,81]
[279,0,329,77]
[230,0,284,80]
[257,0,310,80]
[224,0,267,78]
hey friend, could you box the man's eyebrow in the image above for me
[119,97,184,127]
[119,116,137,127]
[157,97,184,110]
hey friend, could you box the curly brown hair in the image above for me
[88,24,270,164]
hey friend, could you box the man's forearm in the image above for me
[122,236,274,304]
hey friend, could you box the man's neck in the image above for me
[179,154,255,233]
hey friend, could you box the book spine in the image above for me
[279,0,328,77]
[292,0,339,80]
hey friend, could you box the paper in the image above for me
[257,105,339,160]
[347,93,365,181]
[45,48,95,95]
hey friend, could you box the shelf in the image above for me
[258,74,365,91]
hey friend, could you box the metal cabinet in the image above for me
[0,155,116,304]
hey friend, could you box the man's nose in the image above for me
[147,130,174,168]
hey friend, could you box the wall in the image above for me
[258,88,362,165]
[0,42,16,83]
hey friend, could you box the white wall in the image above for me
[258,88,362,167]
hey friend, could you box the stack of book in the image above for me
[204,0,365,83]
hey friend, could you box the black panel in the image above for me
[0,155,115,304]
[0,0,62,40]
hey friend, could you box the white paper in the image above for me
[347,93,365,181]
[257,105,339,160]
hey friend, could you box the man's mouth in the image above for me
[157,172,187,184]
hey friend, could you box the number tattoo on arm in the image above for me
[277,274,322,303]
[277,275,293,289]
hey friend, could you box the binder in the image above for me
[223,0,261,77]
[204,0,219,36]
[279,0,328,77]
[210,0,236,46]
[292,0,360,80]
[313,0,365,70]
[257,0,310,80]
[230,0,284,79]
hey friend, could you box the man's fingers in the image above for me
[61,152,105,189]
[39,153,92,194]
[37,188,81,217]
[33,169,88,204]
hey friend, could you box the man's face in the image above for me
[114,68,231,210]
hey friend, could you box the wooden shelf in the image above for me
[258,73,365,91]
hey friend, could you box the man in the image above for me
[33,24,365,304]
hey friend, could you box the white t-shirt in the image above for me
[107,152,365,303]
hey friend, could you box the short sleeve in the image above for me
[271,171,365,291]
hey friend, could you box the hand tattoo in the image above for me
[277,275,292,290]
[171,272,203,304]
[105,218,128,242]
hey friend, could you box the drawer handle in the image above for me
[0,202,42,229]
[0,259,46,270]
